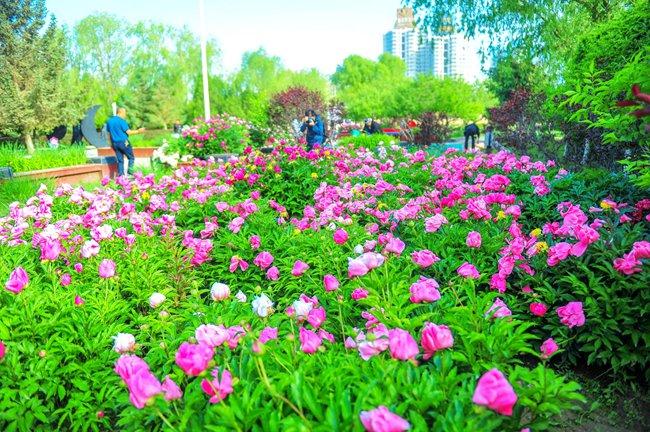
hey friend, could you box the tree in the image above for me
[0,0,75,153]
[268,87,325,127]
[332,54,408,120]
[71,13,129,120]
[406,0,629,77]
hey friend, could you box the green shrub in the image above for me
[0,144,87,173]
[337,134,397,151]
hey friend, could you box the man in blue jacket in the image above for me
[105,107,145,177]
[300,109,324,151]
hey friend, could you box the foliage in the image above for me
[414,112,452,145]
[332,54,409,120]
[0,144,87,173]
[268,86,325,128]
[0,0,77,153]
[486,55,545,103]
[336,134,397,152]
[488,89,560,161]
[248,125,295,148]
[405,0,627,77]
[171,115,250,158]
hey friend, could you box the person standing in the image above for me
[464,123,480,151]
[363,118,382,135]
[106,107,145,177]
[300,109,324,151]
[485,124,494,151]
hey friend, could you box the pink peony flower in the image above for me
[410,250,440,268]
[323,274,339,291]
[457,262,480,279]
[359,405,410,432]
[425,214,448,232]
[299,327,322,354]
[175,342,214,376]
[161,376,183,401]
[5,267,29,294]
[348,257,370,278]
[388,328,419,360]
[556,301,586,328]
[98,259,116,279]
[307,307,326,329]
[292,260,310,277]
[632,241,650,260]
[421,323,454,360]
[195,324,229,348]
[253,251,274,269]
[466,231,482,248]
[249,235,261,250]
[540,338,558,359]
[81,240,100,258]
[472,368,518,416]
[333,228,349,245]
[126,367,163,409]
[613,253,642,275]
[0,340,5,360]
[351,288,369,300]
[201,368,233,403]
[409,277,440,303]
[547,242,572,266]
[229,256,249,273]
[263,266,278,280]
[74,295,85,306]
[529,302,548,317]
[359,252,385,270]
[384,237,405,255]
[60,273,72,287]
[74,263,83,273]
[486,298,512,319]
[259,327,278,344]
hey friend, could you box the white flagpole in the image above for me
[198,0,211,121]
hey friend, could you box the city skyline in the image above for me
[383,7,480,82]
[47,0,485,79]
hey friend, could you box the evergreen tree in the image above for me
[0,0,75,153]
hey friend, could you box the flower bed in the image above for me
[0,144,648,431]
[170,115,251,159]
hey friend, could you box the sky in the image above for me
[47,0,485,79]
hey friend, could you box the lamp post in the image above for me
[198,0,211,121]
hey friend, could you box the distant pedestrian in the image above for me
[464,123,480,151]
[485,124,494,150]
[300,109,324,151]
[363,118,382,135]
[106,107,145,177]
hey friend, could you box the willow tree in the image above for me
[0,0,74,153]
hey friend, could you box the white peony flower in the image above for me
[292,299,313,319]
[354,244,364,255]
[149,292,166,308]
[251,293,274,317]
[210,282,230,301]
[113,333,136,353]
[235,290,247,302]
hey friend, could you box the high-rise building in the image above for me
[383,7,473,81]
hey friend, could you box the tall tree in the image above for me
[71,13,129,115]
[0,0,75,152]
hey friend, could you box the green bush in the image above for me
[337,134,397,151]
[0,144,87,173]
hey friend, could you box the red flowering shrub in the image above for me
[268,86,325,126]
[413,112,451,145]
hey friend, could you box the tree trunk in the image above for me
[23,131,35,154]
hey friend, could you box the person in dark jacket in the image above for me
[363,118,382,135]
[300,109,324,151]
[464,123,480,151]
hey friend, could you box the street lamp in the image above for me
[198,0,211,121]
